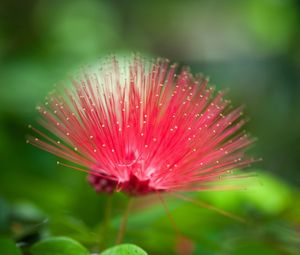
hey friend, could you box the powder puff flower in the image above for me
[27,55,256,196]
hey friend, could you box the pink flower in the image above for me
[28,56,256,196]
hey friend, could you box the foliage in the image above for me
[30,237,89,255]
[101,244,148,255]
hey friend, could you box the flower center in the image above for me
[119,173,158,196]
[88,173,160,196]
[88,172,161,196]
[88,149,164,196]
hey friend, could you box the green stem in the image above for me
[116,198,133,244]
[100,195,112,249]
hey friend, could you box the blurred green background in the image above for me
[0,0,300,254]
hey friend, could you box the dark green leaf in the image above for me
[30,236,89,255]
[0,198,10,232]
[0,238,21,255]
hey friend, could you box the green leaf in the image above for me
[101,244,148,255]
[243,172,292,214]
[30,236,89,255]
[0,238,21,255]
